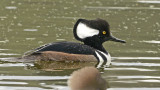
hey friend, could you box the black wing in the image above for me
[25,41,96,55]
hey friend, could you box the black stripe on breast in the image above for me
[97,50,107,62]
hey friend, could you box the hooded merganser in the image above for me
[23,19,126,66]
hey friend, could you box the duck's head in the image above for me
[73,18,126,44]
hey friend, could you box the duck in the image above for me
[68,66,108,90]
[23,18,126,66]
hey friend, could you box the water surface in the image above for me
[0,0,160,90]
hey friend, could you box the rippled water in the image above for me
[0,0,160,90]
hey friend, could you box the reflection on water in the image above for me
[5,6,17,10]
[85,6,160,10]
[112,62,160,66]
[0,40,9,43]
[105,67,157,71]
[0,53,20,56]
[0,76,69,81]
[0,56,160,90]
[112,57,160,60]
[0,0,160,90]
[23,29,38,32]
[141,40,160,44]
[138,1,160,4]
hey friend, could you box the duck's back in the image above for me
[23,41,98,61]
[32,41,96,55]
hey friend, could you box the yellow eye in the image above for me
[102,31,106,35]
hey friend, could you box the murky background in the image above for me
[0,0,160,90]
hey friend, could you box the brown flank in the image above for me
[23,51,97,61]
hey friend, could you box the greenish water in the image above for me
[0,0,160,90]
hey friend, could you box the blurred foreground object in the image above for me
[68,67,107,90]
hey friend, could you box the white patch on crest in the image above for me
[77,23,99,39]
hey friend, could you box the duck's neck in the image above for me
[83,40,107,53]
